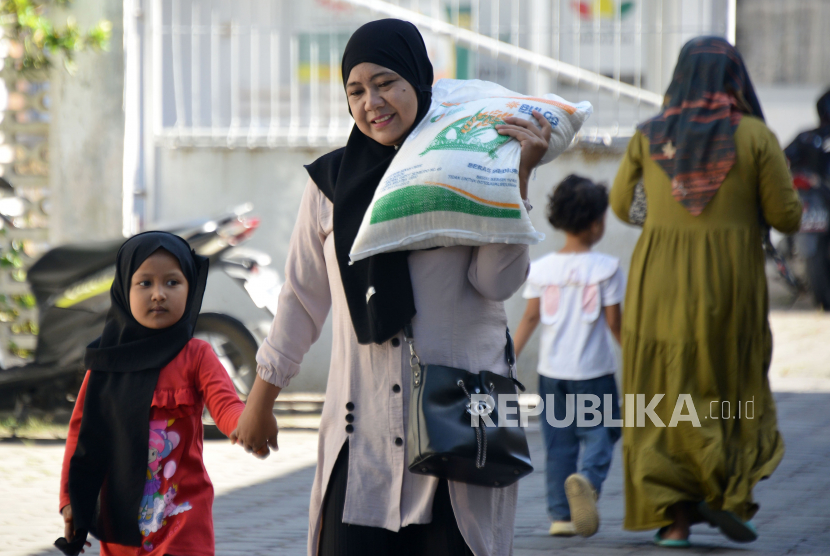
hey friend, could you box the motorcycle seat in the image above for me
[27,239,124,303]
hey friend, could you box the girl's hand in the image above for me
[61,505,91,551]
[496,110,552,199]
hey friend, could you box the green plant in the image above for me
[1,0,112,73]
[8,339,33,358]
[1,414,68,438]
[0,1,110,359]
[0,237,37,357]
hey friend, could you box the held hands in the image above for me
[496,110,552,199]
[230,400,279,459]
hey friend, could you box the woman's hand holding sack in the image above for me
[496,109,553,200]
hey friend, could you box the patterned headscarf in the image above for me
[638,37,763,216]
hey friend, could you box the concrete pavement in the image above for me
[513,388,830,555]
[4,307,830,556]
[4,381,830,556]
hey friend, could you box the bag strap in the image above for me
[504,328,525,392]
[403,324,525,392]
[403,323,422,387]
[504,328,515,368]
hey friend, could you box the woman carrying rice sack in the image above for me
[610,37,801,547]
[231,19,551,556]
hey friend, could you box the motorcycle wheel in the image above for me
[805,235,830,310]
[194,313,259,435]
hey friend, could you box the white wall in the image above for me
[152,143,633,394]
[129,50,830,397]
[138,84,829,395]
[153,146,335,392]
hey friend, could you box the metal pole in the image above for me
[191,2,200,130]
[726,0,736,44]
[249,0,260,147]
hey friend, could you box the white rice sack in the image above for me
[349,79,593,262]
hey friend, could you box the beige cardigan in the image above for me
[256,178,530,556]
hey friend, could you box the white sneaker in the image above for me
[549,520,577,537]
[565,473,599,537]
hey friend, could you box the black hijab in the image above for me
[638,37,763,216]
[304,19,433,344]
[59,232,208,552]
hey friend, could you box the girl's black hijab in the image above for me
[304,19,433,344]
[58,232,208,552]
[638,37,763,216]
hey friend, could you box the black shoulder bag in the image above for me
[404,325,533,488]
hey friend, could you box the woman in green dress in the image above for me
[610,37,802,547]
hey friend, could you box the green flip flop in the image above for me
[696,501,758,543]
[653,527,691,548]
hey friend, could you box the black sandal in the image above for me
[696,501,758,543]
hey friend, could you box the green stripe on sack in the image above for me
[370,185,521,224]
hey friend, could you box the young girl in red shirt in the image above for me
[55,232,260,556]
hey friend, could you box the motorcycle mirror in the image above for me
[231,203,254,216]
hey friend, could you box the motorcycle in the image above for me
[770,170,830,309]
[787,171,830,308]
[772,122,830,308]
[0,193,282,423]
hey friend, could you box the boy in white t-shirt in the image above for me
[514,174,625,539]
